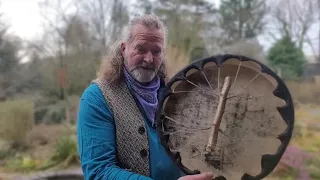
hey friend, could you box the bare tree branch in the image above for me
[270,0,318,50]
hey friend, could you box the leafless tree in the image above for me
[76,0,129,56]
[268,0,319,53]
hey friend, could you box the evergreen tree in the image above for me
[218,0,267,44]
[267,36,306,80]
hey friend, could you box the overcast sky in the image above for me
[0,0,318,60]
[1,0,45,40]
[0,0,218,41]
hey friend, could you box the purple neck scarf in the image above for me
[123,67,160,125]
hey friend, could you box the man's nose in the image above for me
[144,51,153,63]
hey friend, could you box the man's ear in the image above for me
[121,42,126,56]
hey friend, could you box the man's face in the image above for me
[121,24,164,83]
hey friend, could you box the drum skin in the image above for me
[156,54,294,180]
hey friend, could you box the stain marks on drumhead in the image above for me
[156,54,294,180]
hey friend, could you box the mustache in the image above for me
[136,62,155,70]
[133,66,156,72]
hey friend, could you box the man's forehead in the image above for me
[133,33,164,43]
[131,24,164,43]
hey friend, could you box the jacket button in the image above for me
[138,126,145,134]
[140,149,148,158]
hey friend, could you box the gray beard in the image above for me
[124,56,157,83]
[130,67,156,83]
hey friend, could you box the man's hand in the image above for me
[178,172,214,180]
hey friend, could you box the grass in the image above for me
[270,166,298,180]
[286,81,320,104]
[292,104,320,153]
[273,111,320,179]
[292,109,320,180]
[307,157,320,179]
[267,81,320,180]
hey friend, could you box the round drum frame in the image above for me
[156,54,294,180]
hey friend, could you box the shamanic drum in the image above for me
[156,54,294,180]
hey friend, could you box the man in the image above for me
[77,14,214,180]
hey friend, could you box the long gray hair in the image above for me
[97,14,169,85]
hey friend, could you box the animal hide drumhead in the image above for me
[156,54,294,180]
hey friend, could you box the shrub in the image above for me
[267,36,306,80]
[41,101,66,124]
[0,100,34,148]
[4,153,51,172]
[34,95,80,125]
[51,135,79,168]
[5,154,38,171]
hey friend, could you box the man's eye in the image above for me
[153,50,161,56]
[137,47,145,53]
